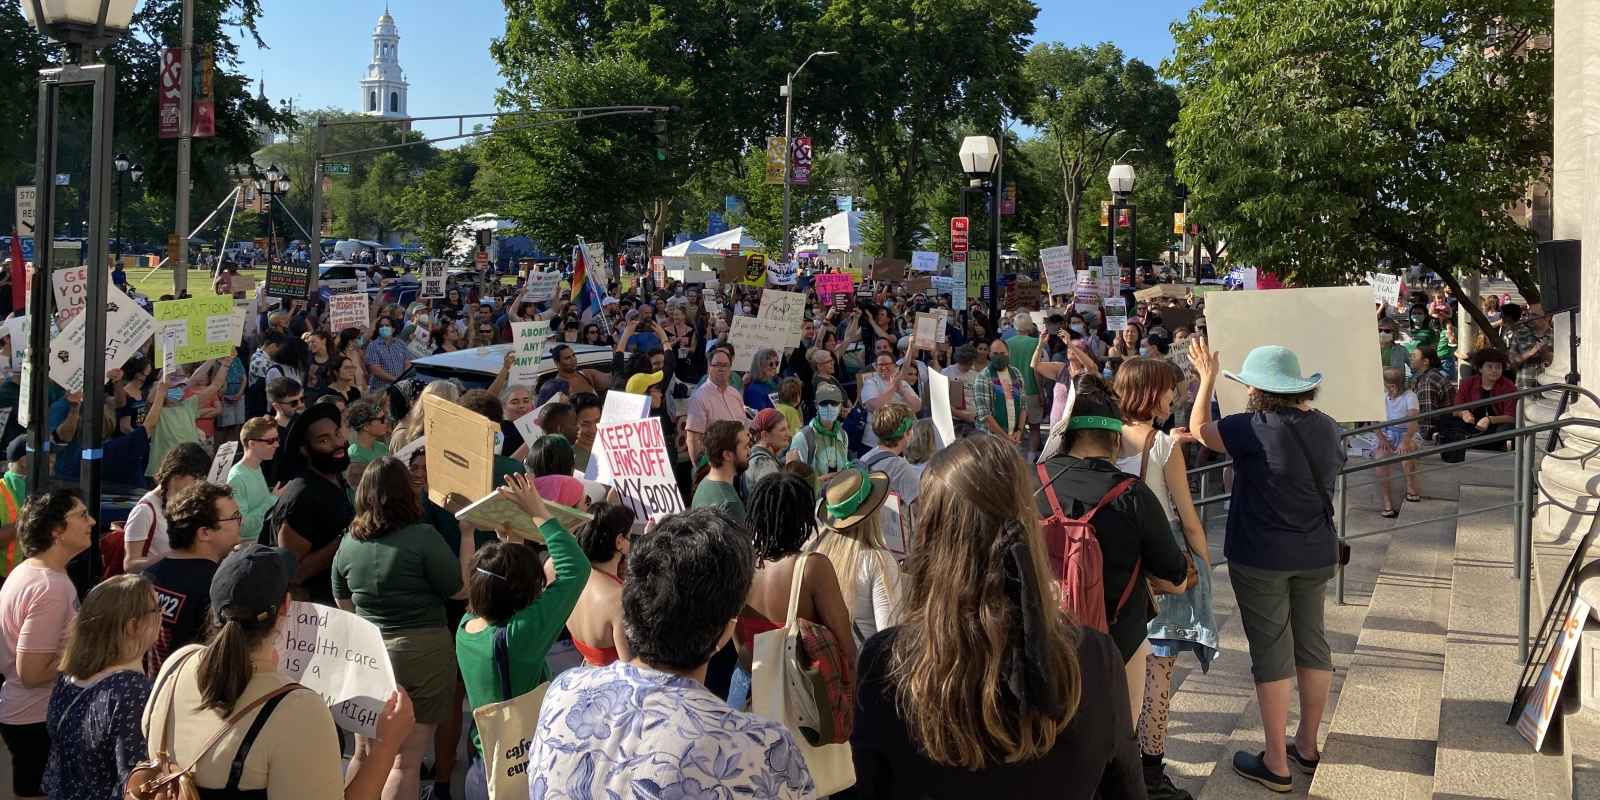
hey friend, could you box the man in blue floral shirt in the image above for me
[530,508,815,799]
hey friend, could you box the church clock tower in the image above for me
[358,6,408,123]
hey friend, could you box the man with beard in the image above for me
[690,419,749,521]
[266,402,353,605]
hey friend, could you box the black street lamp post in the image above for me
[959,135,1003,325]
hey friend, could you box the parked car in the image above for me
[397,342,613,392]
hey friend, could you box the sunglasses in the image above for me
[817,400,841,408]
[276,397,306,408]
[250,437,280,445]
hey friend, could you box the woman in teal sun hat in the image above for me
[1185,340,1345,793]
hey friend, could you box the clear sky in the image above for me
[235,1,1197,143]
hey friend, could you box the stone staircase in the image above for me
[1160,446,1598,800]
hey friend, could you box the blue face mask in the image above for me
[816,405,840,424]
[166,387,185,402]
[378,326,393,339]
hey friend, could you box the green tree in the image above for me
[1166,0,1552,344]
[257,109,433,241]
[392,148,481,256]
[1020,42,1178,261]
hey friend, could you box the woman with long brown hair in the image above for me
[847,434,1144,797]
[333,457,471,800]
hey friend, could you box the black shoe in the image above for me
[1232,751,1292,793]
[1286,743,1320,775]
[1146,769,1194,800]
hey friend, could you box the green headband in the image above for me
[826,470,876,520]
[1065,415,1123,433]
[890,417,915,439]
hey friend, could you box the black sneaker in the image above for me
[1146,770,1194,800]
[1232,750,1292,793]
[1286,743,1320,775]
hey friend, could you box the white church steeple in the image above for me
[359,6,408,119]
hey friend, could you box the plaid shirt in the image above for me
[1507,322,1553,390]
[971,365,1024,433]
[1411,367,1453,438]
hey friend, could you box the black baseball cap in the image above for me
[211,544,297,626]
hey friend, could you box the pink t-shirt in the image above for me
[685,381,747,435]
[0,561,78,724]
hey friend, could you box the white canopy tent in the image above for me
[794,210,864,254]
[693,226,765,253]
[661,238,718,257]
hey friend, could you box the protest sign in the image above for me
[932,308,950,343]
[913,313,940,351]
[328,294,369,333]
[905,276,932,294]
[932,276,958,303]
[1517,596,1592,750]
[51,264,88,318]
[1225,267,1259,290]
[407,327,433,360]
[718,255,746,286]
[1040,246,1074,295]
[911,251,939,272]
[265,261,311,300]
[154,295,237,365]
[598,416,685,523]
[47,283,156,393]
[950,263,968,307]
[1074,268,1104,302]
[509,320,551,386]
[757,289,806,346]
[511,411,543,453]
[208,441,238,485]
[420,262,445,299]
[814,273,853,305]
[584,389,653,484]
[1204,286,1383,422]
[1103,297,1128,332]
[765,260,797,286]
[1368,272,1402,308]
[1155,306,1199,333]
[456,491,590,543]
[871,257,907,282]
[277,602,398,737]
[422,395,497,507]
[651,256,666,286]
[1135,283,1189,301]
[727,316,794,372]
[1007,278,1041,311]
[4,316,27,371]
[16,362,30,428]
[586,243,607,287]
[929,373,956,449]
[522,271,560,304]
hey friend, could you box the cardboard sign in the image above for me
[47,283,156,393]
[509,320,551,387]
[328,294,369,333]
[420,262,445,299]
[913,312,940,350]
[1368,272,1401,308]
[766,260,797,286]
[597,416,685,523]
[1007,278,1041,311]
[932,308,950,343]
[1040,246,1074,295]
[456,491,590,543]
[1135,283,1189,301]
[911,251,939,272]
[1203,286,1383,422]
[1103,297,1128,332]
[51,264,89,318]
[153,295,237,365]
[871,258,907,282]
[757,289,806,347]
[727,316,795,372]
[718,255,746,286]
[422,395,497,507]
[906,276,933,293]
[265,261,310,300]
[277,602,398,737]
[814,273,853,305]
[208,441,238,485]
[522,271,560,304]
[1517,597,1592,750]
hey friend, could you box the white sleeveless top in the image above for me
[1115,428,1178,521]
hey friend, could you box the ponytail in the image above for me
[197,614,278,715]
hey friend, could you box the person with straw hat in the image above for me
[810,468,900,648]
[1186,340,1344,793]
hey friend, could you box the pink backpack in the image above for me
[1035,465,1142,634]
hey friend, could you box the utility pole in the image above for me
[780,51,836,260]
[990,121,1003,326]
[173,0,193,295]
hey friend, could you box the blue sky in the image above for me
[236,1,1197,143]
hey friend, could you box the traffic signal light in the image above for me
[653,115,668,161]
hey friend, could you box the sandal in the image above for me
[1380,508,1399,519]
[1405,493,1422,502]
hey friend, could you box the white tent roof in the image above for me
[693,226,765,252]
[661,238,718,257]
[794,211,864,253]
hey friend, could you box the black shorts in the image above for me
[0,721,50,797]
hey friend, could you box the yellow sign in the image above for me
[154,295,237,365]
[1173,212,1186,235]
[1100,201,1111,228]
[966,251,990,305]
[765,137,787,185]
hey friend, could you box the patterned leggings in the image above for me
[1138,654,1178,755]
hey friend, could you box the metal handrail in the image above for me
[1338,381,1600,438]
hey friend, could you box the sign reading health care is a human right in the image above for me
[276,602,398,737]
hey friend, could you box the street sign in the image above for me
[950,216,969,265]
[323,163,351,175]
[15,186,35,238]
[475,247,489,270]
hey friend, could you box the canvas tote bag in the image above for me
[472,626,551,800]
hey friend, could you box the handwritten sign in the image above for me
[208,441,238,485]
[728,315,795,372]
[420,262,445,299]
[153,295,237,365]
[814,273,853,305]
[1517,597,1592,750]
[598,416,684,523]
[1368,272,1401,308]
[757,289,806,346]
[51,264,89,318]
[1040,246,1074,295]
[930,372,956,448]
[277,602,398,737]
[328,293,369,333]
[766,260,797,286]
[913,312,939,350]
[1103,297,1128,332]
[522,271,560,304]
[47,283,156,393]
[509,320,551,387]
[911,251,939,272]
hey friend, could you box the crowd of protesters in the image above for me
[0,252,1552,800]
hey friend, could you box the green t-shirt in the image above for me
[457,519,590,756]
[691,478,746,521]
[331,521,462,634]
[146,397,200,477]
[347,438,390,465]
[226,460,274,543]
[1007,334,1040,397]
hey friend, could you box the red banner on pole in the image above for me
[159,47,216,139]
[950,217,969,264]
[158,48,182,139]
[791,137,812,186]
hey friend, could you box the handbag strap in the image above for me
[1281,413,1337,527]
[785,553,810,630]
[1137,429,1156,480]
[493,626,513,702]
[152,648,203,760]
[223,689,294,791]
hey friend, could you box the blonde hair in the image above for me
[239,415,277,443]
[59,574,154,679]
[889,434,1081,768]
[904,419,938,465]
[391,381,460,449]
[813,509,894,612]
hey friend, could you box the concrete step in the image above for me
[1303,510,1455,799]
[1432,484,1571,799]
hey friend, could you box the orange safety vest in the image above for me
[0,483,18,576]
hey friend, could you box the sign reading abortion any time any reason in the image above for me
[154,295,238,365]
[509,320,551,387]
[757,289,806,346]
[1204,286,1384,423]
[47,283,156,393]
[277,602,398,737]
[728,316,795,372]
[598,415,685,523]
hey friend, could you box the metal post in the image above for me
[173,0,194,296]
[1516,396,1532,662]
[114,170,123,260]
[81,63,113,584]
[1512,398,1526,580]
[27,74,60,491]
[1336,470,1348,605]
[1108,201,1117,260]
[307,119,326,294]
[779,74,794,260]
[1129,204,1137,283]
[988,132,1002,327]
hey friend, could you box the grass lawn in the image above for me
[124,265,271,299]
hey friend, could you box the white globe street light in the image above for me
[959,136,1001,179]
[20,0,140,52]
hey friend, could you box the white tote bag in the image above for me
[751,556,857,795]
[472,627,550,800]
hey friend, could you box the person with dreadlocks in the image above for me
[727,472,855,711]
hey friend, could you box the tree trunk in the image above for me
[1430,264,1507,352]
[1064,192,1081,264]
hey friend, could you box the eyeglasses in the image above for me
[276,397,306,408]
[217,513,244,525]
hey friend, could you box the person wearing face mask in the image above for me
[142,353,234,481]
[267,402,354,604]
[788,381,853,482]
[363,316,412,393]
[974,338,1026,446]
[1376,318,1408,373]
